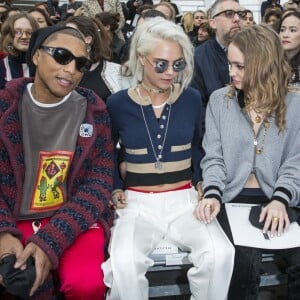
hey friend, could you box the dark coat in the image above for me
[191,37,229,104]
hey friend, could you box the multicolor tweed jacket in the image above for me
[0,77,114,269]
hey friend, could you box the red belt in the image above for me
[127,182,192,194]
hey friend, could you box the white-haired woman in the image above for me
[102,17,234,300]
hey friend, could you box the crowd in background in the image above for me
[0,0,299,299]
[0,0,299,90]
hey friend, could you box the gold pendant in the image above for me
[255,115,262,123]
[256,148,263,155]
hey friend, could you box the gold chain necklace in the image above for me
[253,120,270,154]
[253,110,262,124]
[248,111,270,155]
[244,98,263,124]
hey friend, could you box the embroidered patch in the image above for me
[79,123,93,137]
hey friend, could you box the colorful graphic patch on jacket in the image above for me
[30,151,74,212]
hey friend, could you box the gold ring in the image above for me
[205,204,212,209]
[272,216,279,223]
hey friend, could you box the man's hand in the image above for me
[0,232,24,286]
[194,198,221,224]
[0,232,24,262]
[14,242,52,297]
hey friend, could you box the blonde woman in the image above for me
[187,9,207,41]
[102,17,234,300]
[181,11,194,33]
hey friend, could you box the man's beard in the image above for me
[223,28,240,45]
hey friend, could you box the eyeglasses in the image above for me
[213,9,247,19]
[39,46,92,73]
[144,56,186,73]
[14,29,33,38]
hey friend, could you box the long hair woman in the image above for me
[197,24,300,300]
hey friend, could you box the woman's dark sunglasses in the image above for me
[39,46,92,73]
[145,56,187,74]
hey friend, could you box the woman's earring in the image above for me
[86,45,91,53]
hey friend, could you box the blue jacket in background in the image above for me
[191,37,230,105]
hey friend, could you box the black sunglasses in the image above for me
[144,56,186,73]
[39,46,92,73]
[213,9,247,19]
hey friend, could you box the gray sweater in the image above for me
[201,87,300,206]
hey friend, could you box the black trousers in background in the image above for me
[217,195,300,300]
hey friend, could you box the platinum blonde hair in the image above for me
[128,17,194,93]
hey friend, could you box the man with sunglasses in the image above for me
[0,25,114,299]
[191,0,243,104]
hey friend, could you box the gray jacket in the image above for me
[201,87,300,206]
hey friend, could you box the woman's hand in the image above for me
[259,200,290,237]
[110,190,127,209]
[194,198,221,224]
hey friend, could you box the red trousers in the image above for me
[17,219,106,300]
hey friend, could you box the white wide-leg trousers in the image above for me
[102,188,234,300]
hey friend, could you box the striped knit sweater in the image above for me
[0,77,114,270]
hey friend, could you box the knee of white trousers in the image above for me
[110,239,153,273]
[188,249,215,275]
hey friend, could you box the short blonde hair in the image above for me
[128,17,194,93]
